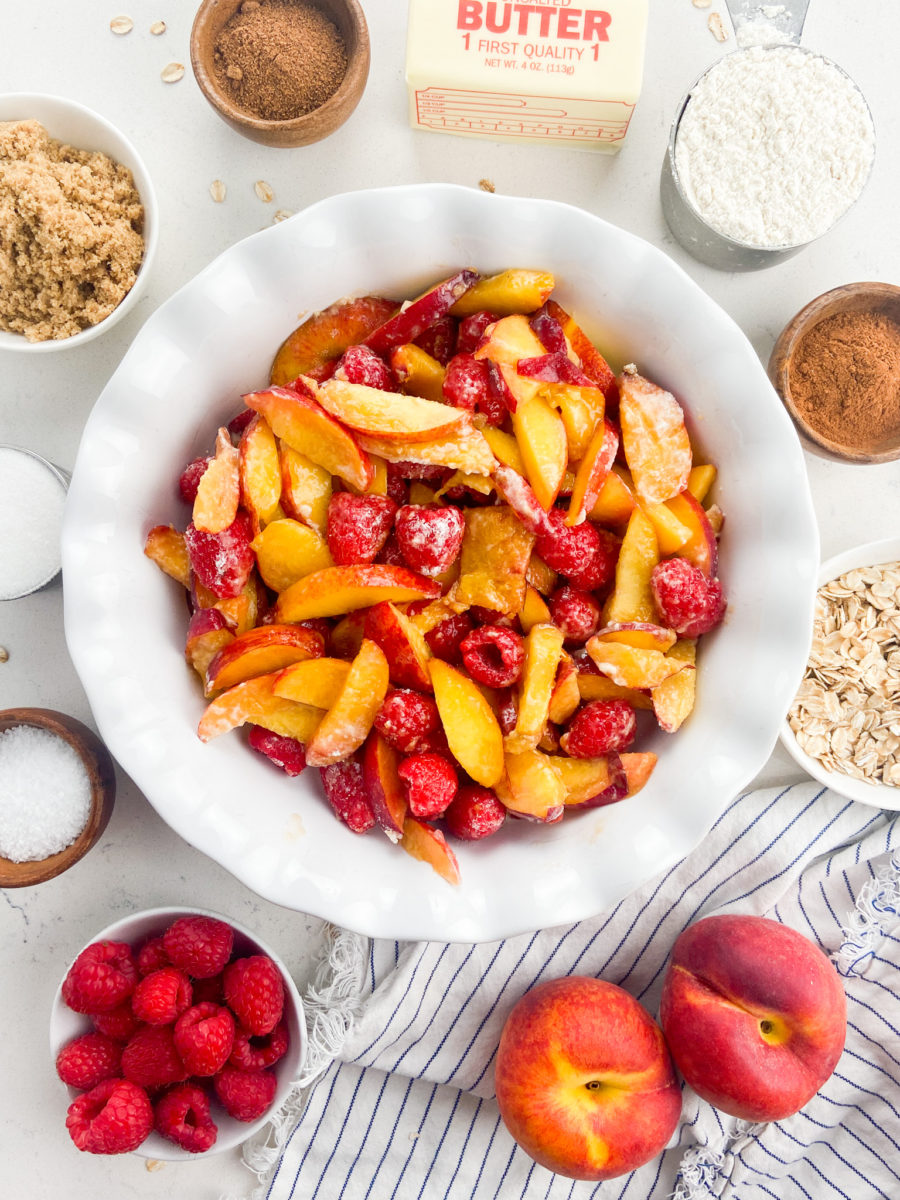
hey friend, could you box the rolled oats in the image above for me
[161,62,185,84]
[209,179,227,203]
[150,20,166,35]
[254,180,274,203]
[110,16,134,35]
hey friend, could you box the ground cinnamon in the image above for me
[213,0,347,122]
[789,308,900,452]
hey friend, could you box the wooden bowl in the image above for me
[768,282,900,463]
[0,708,116,887]
[190,0,370,148]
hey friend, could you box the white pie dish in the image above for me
[62,184,818,942]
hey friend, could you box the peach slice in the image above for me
[193,428,240,535]
[521,584,552,634]
[475,313,545,377]
[556,753,627,808]
[429,658,504,788]
[621,751,658,797]
[317,377,470,443]
[363,732,407,840]
[525,552,558,597]
[457,506,535,615]
[506,623,565,753]
[278,442,332,534]
[273,657,352,709]
[269,295,399,386]
[434,471,494,502]
[364,601,433,692]
[652,639,697,733]
[541,381,603,462]
[399,816,461,885]
[497,748,565,822]
[366,269,479,355]
[586,639,688,691]
[197,672,324,743]
[567,418,619,527]
[451,268,555,317]
[239,415,282,528]
[588,467,635,527]
[687,464,717,505]
[511,390,569,510]
[547,653,581,725]
[144,524,191,588]
[185,609,234,685]
[305,638,390,767]
[543,299,618,400]
[356,429,496,476]
[391,343,447,404]
[275,564,441,622]
[602,507,659,625]
[618,370,692,507]
[251,519,334,593]
[642,500,692,556]
[577,672,653,710]
[205,623,323,695]
[245,384,373,492]
[481,425,526,475]
[664,490,718,577]
[592,622,677,653]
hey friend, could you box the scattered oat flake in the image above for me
[255,180,274,203]
[479,178,495,193]
[145,1159,164,1172]
[708,12,729,40]
[161,62,185,83]
[150,20,166,35]
[273,209,294,224]
[110,15,134,35]
[0,646,8,663]
[210,180,227,203]
[692,0,711,7]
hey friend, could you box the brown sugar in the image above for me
[213,0,348,123]
[0,120,144,342]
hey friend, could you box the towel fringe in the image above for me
[833,851,900,976]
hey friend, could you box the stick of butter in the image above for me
[406,0,649,152]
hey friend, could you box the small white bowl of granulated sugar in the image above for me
[0,92,158,349]
[0,708,117,887]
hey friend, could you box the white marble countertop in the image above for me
[2,1,899,1195]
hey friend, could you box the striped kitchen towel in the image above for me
[239,782,900,1200]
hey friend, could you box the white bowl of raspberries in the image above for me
[50,908,306,1158]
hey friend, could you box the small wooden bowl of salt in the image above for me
[0,709,116,888]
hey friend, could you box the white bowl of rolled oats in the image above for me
[783,537,900,810]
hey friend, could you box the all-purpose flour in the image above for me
[674,46,875,249]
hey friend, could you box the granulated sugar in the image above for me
[0,725,91,861]
[674,46,875,249]
[0,446,67,599]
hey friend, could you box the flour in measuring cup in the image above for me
[674,46,875,249]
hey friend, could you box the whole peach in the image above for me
[660,914,846,1121]
[495,976,682,1180]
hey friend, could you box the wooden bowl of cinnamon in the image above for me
[769,282,900,464]
[190,0,369,148]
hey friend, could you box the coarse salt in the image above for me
[0,726,91,861]
[0,447,67,600]
[674,46,875,249]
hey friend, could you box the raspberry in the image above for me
[535,511,620,592]
[327,492,397,565]
[136,936,171,978]
[121,1025,188,1090]
[385,466,409,507]
[62,941,138,1015]
[460,625,525,688]
[178,456,211,504]
[93,1003,141,1043]
[376,533,408,566]
[397,753,458,819]
[443,785,507,840]
[229,1019,290,1071]
[173,1003,235,1077]
[468,605,517,628]
[227,408,255,439]
[414,724,453,759]
[651,557,727,637]
[184,511,255,600]
[163,915,234,979]
[374,688,440,753]
[214,1067,278,1123]
[424,611,474,661]
[414,314,457,364]
[390,461,453,485]
[224,955,285,1037]
[456,309,496,355]
[66,1078,154,1155]
[442,353,489,412]
[154,1082,218,1153]
[320,757,376,833]
[247,725,307,776]
[548,587,602,644]
[495,687,518,734]
[56,1032,123,1090]
[336,343,395,390]
[395,504,465,577]
[132,968,193,1026]
[560,700,637,758]
[482,359,516,423]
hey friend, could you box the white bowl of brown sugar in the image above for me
[0,93,158,351]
